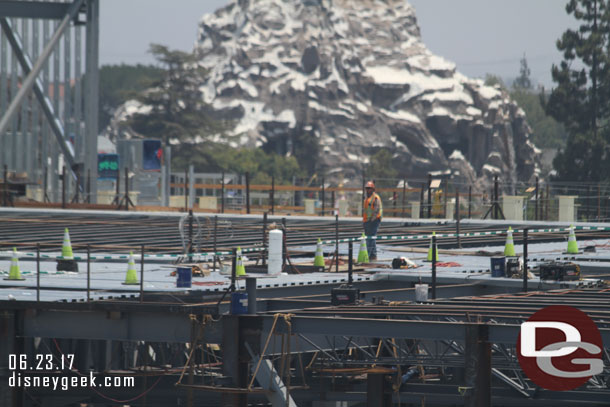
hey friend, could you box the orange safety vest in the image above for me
[363,193,383,222]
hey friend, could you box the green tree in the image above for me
[127,44,225,144]
[547,0,610,182]
[484,74,507,90]
[547,0,609,134]
[511,89,567,149]
[367,149,398,185]
[99,64,164,129]
[513,54,532,90]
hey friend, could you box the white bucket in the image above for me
[415,284,429,302]
[268,229,283,275]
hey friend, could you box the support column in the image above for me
[222,316,248,407]
[0,311,24,407]
[367,373,391,407]
[464,324,491,407]
[84,0,99,203]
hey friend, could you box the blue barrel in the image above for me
[230,292,249,315]
[176,267,192,288]
[490,257,506,277]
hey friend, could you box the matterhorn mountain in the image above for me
[112,0,540,188]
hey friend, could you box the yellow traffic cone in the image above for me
[357,233,369,263]
[504,227,516,256]
[566,225,579,254]
[62,228,74,259]
[236,247,246,276]
[123,252,138,285]
[5,247,24,280]
[314,238,325,267]
[426,232,439,262]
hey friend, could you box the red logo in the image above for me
[517,305,604,391]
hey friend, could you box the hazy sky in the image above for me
[100,0,576,88]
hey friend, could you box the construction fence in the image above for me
[3,169,610,223]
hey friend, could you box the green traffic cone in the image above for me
[426,232,439,262]
[504,227,516,257]
[62,228,74,259]
[566,225,579,254]
[5,247,24,280]
[314,238,325,267]
[236,247,246,276]
[357,233,369,263]
[123,252,138,285]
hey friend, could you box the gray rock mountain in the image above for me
[111,0,541,190]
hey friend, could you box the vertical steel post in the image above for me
[523,228,528,293]
[431,234,437,300]
[348,241,353,285]
[535,176,539,221]
[270,175,275,215]
[427,174,432,218]
[321,177,325,216]
[115,167,120,208]
[331,190,335,215]
[213,215,218,271]
[86,169,91,203]
[188,209,193,254]
[468,185,472,219]
[184,168,188,211]
[2,165,7,206]
[464,324,491,407]
[598,184,601,221]
[86,245,90,302]
[124,167,129,211]
[140,244,145,303]
[282,217,287,270]
[246,277,257,314]
[36,243,40,302]
[262,212,267,266]
[456,189,461,248]
[85,0,99,203]
[335,214,339,273]
[245,172,250,214]
[494,175,499,220]
[401,179,406,218]
[61,165,66,209]
[231,248,237,292]
[220,171,225,213]
[443,181,448,218]
[419,182,424,218]
[545,184,550,221]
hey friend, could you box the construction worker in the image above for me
[363,181,382,260]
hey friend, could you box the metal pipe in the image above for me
[246,277,257,314]
[431,234,437,300]
[523,229,528,293]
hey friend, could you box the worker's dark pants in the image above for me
[363,218,380,258]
